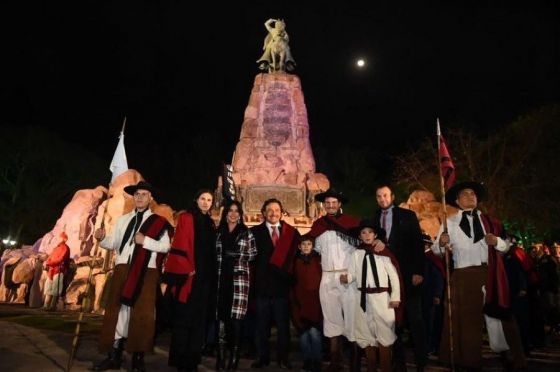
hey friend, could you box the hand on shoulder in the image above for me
[372,240,385,252]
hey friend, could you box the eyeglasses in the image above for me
[134,192,151,199]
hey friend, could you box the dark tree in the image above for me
[393,105,560,239]
[0,126,106,244]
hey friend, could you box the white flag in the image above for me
[109,131,128,182]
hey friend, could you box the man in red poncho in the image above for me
[92,181,173,372]
[435,181,526,370]
[43,231,71,311]
[306,188,361,371]
[250,198,300,369]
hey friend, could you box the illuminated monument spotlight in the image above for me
[218,72,331,234]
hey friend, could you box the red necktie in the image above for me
[271,225,279,248]
[381,210,388,230]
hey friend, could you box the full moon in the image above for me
[356,59,365,67]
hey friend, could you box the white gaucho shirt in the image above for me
[100,209,171,269]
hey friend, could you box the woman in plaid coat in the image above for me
[215,200,257,370]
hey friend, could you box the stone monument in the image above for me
[221,72,329,233]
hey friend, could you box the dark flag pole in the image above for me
[437,118,456,372]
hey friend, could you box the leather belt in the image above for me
[358,287,389,293]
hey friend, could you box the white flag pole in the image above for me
[67,118,129,371]
[109,117,129,183]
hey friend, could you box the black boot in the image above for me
[216,320,226,370]
[227,319,242,370]
[93,339,125,371]
[228,346,240,371]
[327,337,341,372]
[131,352,146,372]
[216,343,226,370]
[350,342,362,372]
[311,359,322,372]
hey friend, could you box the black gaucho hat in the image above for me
[445,181,486,208]
[314,188,349,204]
[124,181,155,196]
[351,219,387,242]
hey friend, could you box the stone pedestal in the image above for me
[225,73,329,232]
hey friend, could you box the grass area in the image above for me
[0,314,102,334]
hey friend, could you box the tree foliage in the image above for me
[0,126,106,244]
[393,105,560,239]
[314,145,381,218]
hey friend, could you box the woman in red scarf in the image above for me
[163,189,217,372]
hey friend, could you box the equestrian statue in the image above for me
[257,18,296,73]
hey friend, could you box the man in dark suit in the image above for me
[374,185,426,371]
[251,198,300,369]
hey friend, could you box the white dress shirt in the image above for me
[265,221,281,238]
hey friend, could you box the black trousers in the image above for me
[255,296,291,362]
[393,282,427,367]
[168,301,207,369]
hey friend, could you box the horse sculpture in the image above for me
[269,34,289,73]
[257,19,296,73]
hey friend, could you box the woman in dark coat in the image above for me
[163,189,216,372]
[215,200,257,370]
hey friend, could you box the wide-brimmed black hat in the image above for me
[445,181,486,208]
[351,219,386,242]
[314,188,349,204]
[124,181,155,196]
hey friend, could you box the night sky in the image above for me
[3,2,560,195]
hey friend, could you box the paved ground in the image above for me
[0,303,559,371]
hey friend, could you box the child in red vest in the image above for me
[291,235,323,372]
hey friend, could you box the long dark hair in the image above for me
[218,200,246,231]
[189,188,214,214]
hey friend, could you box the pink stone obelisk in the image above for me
[228,73,329,231]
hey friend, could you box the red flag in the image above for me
[439,135,456,190]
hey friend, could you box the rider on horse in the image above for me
[257,18,296,73]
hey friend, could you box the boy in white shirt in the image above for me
[340,219,402,372]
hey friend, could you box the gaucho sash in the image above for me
[307,214,360,245]
[162,212,196,303]
[357,243,405,326]
[269,222,299,274]
[120,213,173,306]
[480,214,510,319]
